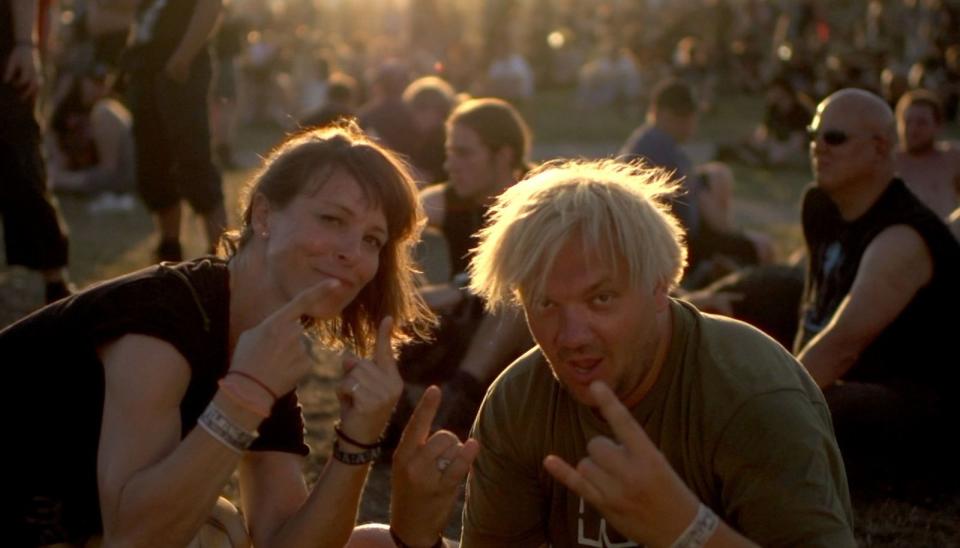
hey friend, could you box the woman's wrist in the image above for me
[212,390,264,431]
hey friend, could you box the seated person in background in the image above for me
[894,89,960,219]
[796,89,960,494]
[403,75,457,186]
[300,72,358,129]
[394,97,534,438]
[47,66,135,200]
[359,60,418,160]
[620,78,774,288]
[366,159,854,547]
[730,76,812,167]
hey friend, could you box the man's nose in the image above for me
[556,309,592,348]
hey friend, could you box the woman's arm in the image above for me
[97,334,264,546]
[236,318,404,548]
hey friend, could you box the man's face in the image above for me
[522,236,670,408]
[809,102,880,194]
[898,103,939,154]
[444,123,502,201]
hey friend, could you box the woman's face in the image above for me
[258,169,388,318]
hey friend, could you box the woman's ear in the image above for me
[251,192,271,236]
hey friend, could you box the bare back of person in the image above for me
[895,143,960,219]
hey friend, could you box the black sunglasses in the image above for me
[806,126,851,146]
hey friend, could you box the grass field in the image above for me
[1,88,958,545]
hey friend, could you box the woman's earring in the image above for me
[261,231,269,238]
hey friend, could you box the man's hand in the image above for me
[543,381,700,548]
[390,386,480,547]
[3,44,41,99]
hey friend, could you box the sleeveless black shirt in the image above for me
[441,184,487,278]
[796,179,960,386]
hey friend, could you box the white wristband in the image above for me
[670,503,719,548]
[197,401,258,454]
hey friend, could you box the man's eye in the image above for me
[592,293,614,305]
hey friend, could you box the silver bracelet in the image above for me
[670,503,719,548]
[197,401,258,454]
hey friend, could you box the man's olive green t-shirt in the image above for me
[462,300,854,547]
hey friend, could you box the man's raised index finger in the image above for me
[589,381,652,455]
[394,385,442,462]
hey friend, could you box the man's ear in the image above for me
[251,192,271,235]
[653,279,670,311]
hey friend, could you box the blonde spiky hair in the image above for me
[468,159,687,310]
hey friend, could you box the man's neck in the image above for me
[828,173,894,222]
[621,305,673,409]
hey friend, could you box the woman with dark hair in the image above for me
[7,122,447,546]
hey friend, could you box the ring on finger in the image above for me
[350,382,360,394]
[436,457,452,472]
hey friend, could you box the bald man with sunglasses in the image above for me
[796,88,960,492]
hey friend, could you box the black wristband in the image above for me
[389,526,443,548]
[334,421,382,449]
[331,439,380,465]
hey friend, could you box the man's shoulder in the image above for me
[487,346,552,398]
[684,304,819,403]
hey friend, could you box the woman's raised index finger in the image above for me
[269,279,341,324]
[374,316,396,372]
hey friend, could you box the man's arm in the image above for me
[798,225,932,387]
[711,388,855,547]
[164,0,222,82]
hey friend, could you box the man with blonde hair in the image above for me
[387,159,854,548]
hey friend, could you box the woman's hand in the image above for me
[390,386,481,546]
[229,280,343,399]
[336,317,404,445]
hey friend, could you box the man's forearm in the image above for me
[798,332,859,388]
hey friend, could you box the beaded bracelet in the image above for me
[333,421,382,450]
[218,377,271,418]
[389,526,443,548]
[197,401,258,454]
[226,370,278,400]
[331,439,380,465]
[670,503,719,548]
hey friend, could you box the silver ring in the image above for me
[436,457,452,472]
[350,382,360,393]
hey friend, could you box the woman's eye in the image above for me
[320,214,342,226]
[364,235,384,250]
